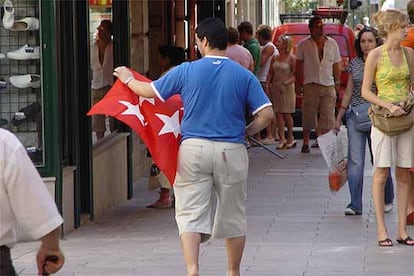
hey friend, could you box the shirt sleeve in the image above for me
[152,63,187,101]
[5,140,63,240]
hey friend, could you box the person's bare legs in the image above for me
[395,167,411,240]
[96,132,104,141]
[285,113,294,144]
[263,114,276,142]
[225,236,245,276]
[276,112,286,146]
[180,232,201,276]
[302,128,310,146]
[372,167,390,242]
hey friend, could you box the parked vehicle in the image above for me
[271,8,357,127]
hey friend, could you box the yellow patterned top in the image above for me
[375,46,410,102]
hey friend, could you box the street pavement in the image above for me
[11,140,414,275]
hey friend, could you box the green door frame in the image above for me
[39,0,62,213]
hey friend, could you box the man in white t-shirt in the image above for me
[0,129,64,275]
[91,19,115,141]
[295,16,342,153]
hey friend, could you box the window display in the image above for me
[0,0,43,165]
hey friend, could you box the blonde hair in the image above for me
[280,34,292,53]
[373,9,408,38]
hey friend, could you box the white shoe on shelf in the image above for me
[0,53,5,59]
[2,0,14,29]
[10,74,41,88]
[7,45,40,60]
[10,17,39,31]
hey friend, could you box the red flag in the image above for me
[87,71,183,184]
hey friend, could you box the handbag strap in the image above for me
[403,47,414,91]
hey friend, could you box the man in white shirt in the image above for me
[0,129,64,275]
[91,19,115,141]
[295,16,342,153]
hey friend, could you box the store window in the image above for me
[89,0,115,143]
[0,0,43,164]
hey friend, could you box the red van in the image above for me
[271,8,357,126]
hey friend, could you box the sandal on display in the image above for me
[396,236,414,246]
[2,0,14,30]
[378,238,393,247]
[10,74,40,88]
[10,17,39,31]
[11,102,41,126]
[286,140,297,148]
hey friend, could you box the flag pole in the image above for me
[248,136,284,159]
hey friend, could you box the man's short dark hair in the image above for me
[227,27,239,44]
[308,16,322,30]
[237,21,253,35]
[195,17,228,50]
[257,27,271,41]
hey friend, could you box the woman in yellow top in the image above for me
[361,9,414,247]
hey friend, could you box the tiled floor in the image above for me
[12,142,414,275]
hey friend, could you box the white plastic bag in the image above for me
[317,127,348,192]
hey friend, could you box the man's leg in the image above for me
[225,236,246,276]
[301,84,318,152]
[180,232,201,276]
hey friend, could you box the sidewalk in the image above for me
[12,141,414,275]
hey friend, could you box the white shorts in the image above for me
[371,125,414,168]
[174,138,248,243]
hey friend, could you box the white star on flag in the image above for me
[155,110,181,138]
[139,96,155,106]
[118,100,147,126]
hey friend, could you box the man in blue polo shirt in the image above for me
[113,17,273,276]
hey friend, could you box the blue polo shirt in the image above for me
[151,55,271,143]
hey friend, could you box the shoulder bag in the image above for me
[368,48,414,136]
[351,102,372,132]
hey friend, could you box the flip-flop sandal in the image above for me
[276,142,287,149]
[378,238,393,247]
[396,236,414,246]
[286,140,297,148]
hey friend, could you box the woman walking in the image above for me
[335,27,394,216]
[361,10,414,246]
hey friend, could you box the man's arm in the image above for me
[245,106,274,136]
[333,61,342,94]
[36,227,65,275]
[259,45,274,66]
[295,59,304,95]
[113,66,156,98]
